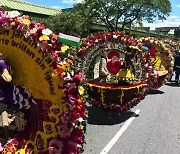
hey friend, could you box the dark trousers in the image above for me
[175,68,180,81]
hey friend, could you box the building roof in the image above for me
[0,0,61,16]
[155,26,178,32]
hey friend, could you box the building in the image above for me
[155,26,179,35]
[0,0,61,22]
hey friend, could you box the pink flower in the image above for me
[73,72,83,83]
[0,143,3,152]
[37,23,45,30]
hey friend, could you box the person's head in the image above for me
[100,51,106,58]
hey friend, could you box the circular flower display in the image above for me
[77,32,150,111]
[140,37,174,88]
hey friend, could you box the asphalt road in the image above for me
[83,80,180,154]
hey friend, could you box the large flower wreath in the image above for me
[77,32,151,111]
[139,37,174,88]
[0,9,87,153]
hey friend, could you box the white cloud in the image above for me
[62,0,83,4]
[143,16,180,30]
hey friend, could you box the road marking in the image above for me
[100,109,140,154]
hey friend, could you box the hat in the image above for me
[141,46,149,52]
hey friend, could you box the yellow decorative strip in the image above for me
[86,83,148,90]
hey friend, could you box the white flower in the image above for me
[42,28,53,36]
[8,10,20,18]
[113,35,118,39]
[77,117,85,122]
[29,27,38,34]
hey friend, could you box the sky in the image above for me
[23,0,180,30]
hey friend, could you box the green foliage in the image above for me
[74,0,171,31]
[44,11,89,37]
[1,5,12,11]
[87,55,99,79]
[174,29,180,38]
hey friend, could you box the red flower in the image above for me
[73,72,83,83]
[149,46,157,57]
[37,23,45,30]
[107,51,120,59]
[107,60,122,75]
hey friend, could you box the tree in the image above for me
[1,5,12,11]
[175,28,180,38]
[44,11,89,37]
[74,0,171,31]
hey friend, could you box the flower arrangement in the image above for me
[77,32,150,110]
[0,8,87,154]
[139,37,174,88]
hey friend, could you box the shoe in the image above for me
[175,80,179,84]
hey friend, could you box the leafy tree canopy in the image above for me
[44,11,88,37]
[74,0,171,31]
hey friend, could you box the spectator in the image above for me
[174,50,180,84]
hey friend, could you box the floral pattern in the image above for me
[139,37,174,88]
[77,32,151,110]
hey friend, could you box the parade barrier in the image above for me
[0,9,87,153]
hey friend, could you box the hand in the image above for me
[1,69,12,82]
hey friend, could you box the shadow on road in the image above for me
[87,105,139,125]
[165,82,180,87]
[147,89,164,95]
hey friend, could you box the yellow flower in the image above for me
[116,69,135,79]
[78,86,85,95]
[10,22,16,26]
[23,19,31,25]
[61,72,66,76]
[78,124,84,130]
[61,45,69,54]
[145,73,149,78]
[39,35,50,41]
[62,62,71,71]
[15,149,26,154]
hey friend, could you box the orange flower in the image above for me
[54,64,65,76]
[62,62,71,71]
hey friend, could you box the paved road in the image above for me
[83,81,180,154]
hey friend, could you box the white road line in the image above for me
[100,109,141,154]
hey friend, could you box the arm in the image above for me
[99,57,109,77]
